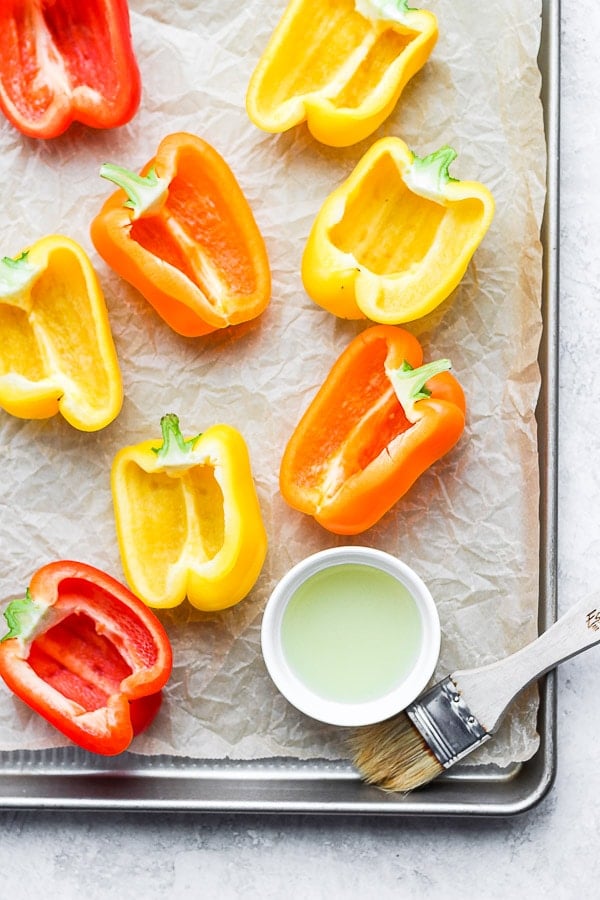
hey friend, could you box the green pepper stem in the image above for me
[404,146,458,203]
[355,0,415,23]
[152,414,202,472]
[99,163,169,219]
[0,252,40,299]
[386,358,452,422]
[2,590,51,644]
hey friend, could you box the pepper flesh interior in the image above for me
[119,459,226,599]
[0,1,125,122]
[130,154,259,315]
[29,611,132,712]
[253,0,416,116]
[0,245,111,409]
[333,31,414,110]
[329,151,486,275]
[0,304,46,381]
[26,569,163,714]
[296,336,411,504]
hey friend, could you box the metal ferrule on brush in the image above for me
[406,676,491,768]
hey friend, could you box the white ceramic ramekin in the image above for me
[260,546,441,727]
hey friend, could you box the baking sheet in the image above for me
[0,0,559,814]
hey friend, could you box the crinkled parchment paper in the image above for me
[0,0,545,768]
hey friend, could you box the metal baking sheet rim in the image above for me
[0,0,560,816]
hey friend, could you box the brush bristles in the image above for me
[350,711,445,792]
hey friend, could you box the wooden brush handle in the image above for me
[450,593,600,732]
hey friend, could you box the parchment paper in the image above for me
[0,0,546,768]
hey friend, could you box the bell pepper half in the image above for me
[246,0,438,147]
[279,325,466,534]
[0,0,141,140]
[0,234,122,431]
[302,138,495,324]
[0,561,173,756]
[90,132,271,338]
[111,415,268,611]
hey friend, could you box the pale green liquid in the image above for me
[281,563,423,704]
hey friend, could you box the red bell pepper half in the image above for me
[0,561,173,755]
[0,0,141,139]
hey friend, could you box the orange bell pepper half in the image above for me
[280,325,466,534]
[0,0,141,140]
[90,132,272,338]
[0,561,173,756]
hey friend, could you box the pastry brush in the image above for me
[351,591,600,792]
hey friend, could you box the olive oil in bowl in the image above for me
[281,563,423,704]
[261,546,440,727]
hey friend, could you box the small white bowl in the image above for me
[261,546,440,727]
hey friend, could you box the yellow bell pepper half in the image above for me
[0,235,122,431]
[301,138,495,324]
[111,415,268,611]
[246,0,438,147]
